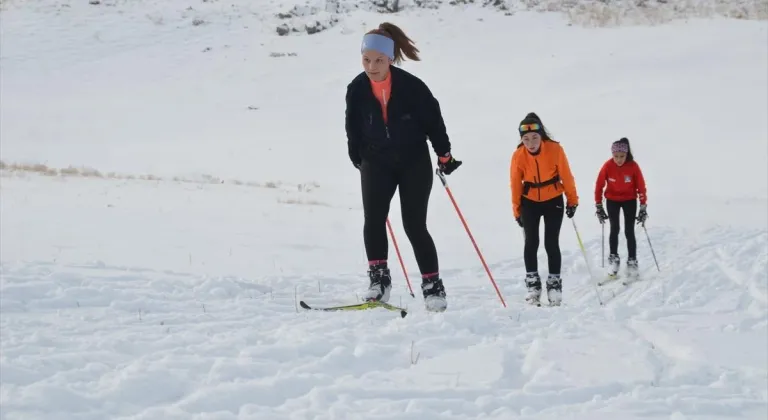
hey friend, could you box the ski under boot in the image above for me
[546,274,562,306]
[421,274,447,312]
[364,263,392,303]
[525,272,542,305]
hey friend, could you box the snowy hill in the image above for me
[1,0,767,419]
[1,0,767,40]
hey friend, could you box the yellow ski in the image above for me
[299,300,407,318]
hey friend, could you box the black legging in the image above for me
[521,195,564,275]
[606,199,637,259]
[360,149,438,275]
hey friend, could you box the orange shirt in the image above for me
[510,140,579,219]
[369,73,391,123]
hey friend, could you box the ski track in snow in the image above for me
[1,205,766,419]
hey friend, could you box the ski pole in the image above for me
[572,218,604,306]
[436,169,506,308]
[601,223,605,268]
[641,222,664,301]
[387,218,415,297]
[642,223,660,272]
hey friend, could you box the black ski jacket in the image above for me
[345,66,451,166]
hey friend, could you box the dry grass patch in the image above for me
[0,160,320,193]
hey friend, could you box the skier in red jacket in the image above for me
[594,137,648,278]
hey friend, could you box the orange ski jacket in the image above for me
[510,140,579,219]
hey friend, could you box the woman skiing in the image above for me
[594,137,648,280]
[345,22,462,312]
[510,112,579,306]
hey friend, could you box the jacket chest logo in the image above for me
[624,175,632,183]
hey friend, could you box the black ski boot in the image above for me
[525,272,542,305]
[608,254,620,277]
[546,274,562,306]
[364,263,392,302]
[421,274,447,312]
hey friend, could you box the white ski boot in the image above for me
[421,274,447,312]
[607,253,620,277]
[363,263,392,303]
[626,258,639,282]
[525,272,542,306]
[546,274,562,306]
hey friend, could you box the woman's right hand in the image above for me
[595,203,609,224]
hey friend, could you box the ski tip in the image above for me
[299,301,311,310]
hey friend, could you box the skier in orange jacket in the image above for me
[510,112,579,306]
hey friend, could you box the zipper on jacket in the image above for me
[535,159,542,200]
[382,88,390,139]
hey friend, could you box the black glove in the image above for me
[515,216,523,228]
[636,204,648,225]
[437,153,462,175]
[595,203,608,224]
[566,204,577,219]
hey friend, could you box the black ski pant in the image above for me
[521,195,564,275]
[606,199,637,259]
[360,149,438,276]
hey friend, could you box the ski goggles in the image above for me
[519,123,541,133]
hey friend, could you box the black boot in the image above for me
[364,263,392,302]
[525,272,542,305]
[421,274,447,312]
[546,274,562,306]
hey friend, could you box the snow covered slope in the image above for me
[1,1,767,419]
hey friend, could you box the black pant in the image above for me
[606,199,637,259]
[521,195,564,275]
[360,149,438,275]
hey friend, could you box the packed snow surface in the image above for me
[1,1,767,419]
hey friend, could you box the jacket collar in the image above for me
[364,65,403,99]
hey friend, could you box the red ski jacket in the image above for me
[594,159,647,205]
